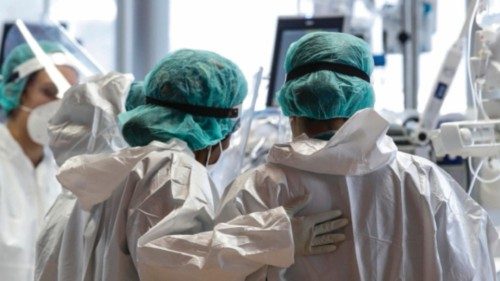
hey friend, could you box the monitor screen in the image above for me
[267,16,344,106]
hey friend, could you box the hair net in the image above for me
[119,49,247,151]
[0,41,64,113]
[277,31,375,120]
[124,81,145,111]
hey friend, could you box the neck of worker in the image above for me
[291,116,347,139]
[7,110,44,167]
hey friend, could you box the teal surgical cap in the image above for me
[277,31,375,120]
[125,81,145,111]
[119,49,248,151]
[0,41,65,113]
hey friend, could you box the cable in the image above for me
[475,80,490,120]
[468,157,484,195]
[462,0,500,189]
[468,157,500,188]
[466,0,493,121]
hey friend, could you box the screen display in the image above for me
[267,17,344,106]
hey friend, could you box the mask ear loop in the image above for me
[20,105,33,113]
[205,144,213,167]
[205,141,224,166]
[217,141,224,162]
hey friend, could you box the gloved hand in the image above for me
[284,194,348,256]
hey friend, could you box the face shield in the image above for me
[239,107,292,172]
[4,20,105,146]
[48,72,132,166]
[4,20,105,91]
[208,68,263,195]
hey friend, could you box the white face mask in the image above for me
[26,100,62,145]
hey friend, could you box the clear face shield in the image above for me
[4,20,105,95]
[240,107,292,172]
[208,68,263,195]
[48,72,132,167]
[4,20,105,146]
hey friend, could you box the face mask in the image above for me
[27,100,62,145]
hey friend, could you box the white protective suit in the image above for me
[41,137,293,281]
[49,139,219,281]
[35,72,131,281]
[137,108,498,281]
[0,124,61,281]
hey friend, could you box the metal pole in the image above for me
[115,0,132,72]
[402,0,420,110]
[116,0,170,79]
[132,0,170,80]
[465,0,477,109]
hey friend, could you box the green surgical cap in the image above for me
[0,41,64,113]
[125,81,145,111]
[277,31,375,120]
[119,49,248,151]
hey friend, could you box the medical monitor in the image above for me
[267,16,345,106]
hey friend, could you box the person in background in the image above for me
[0,42,78,281]
[136,32,498,281]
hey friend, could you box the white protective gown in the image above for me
[0,124,61,281]
[35,72,131,281]
[42,138,293,281]
[45,139,218,281]
[138,108,498,281]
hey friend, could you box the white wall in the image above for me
[1,0,116,72]
[0,0,45,40]
[0,0,44,21]
[49,0,116,71]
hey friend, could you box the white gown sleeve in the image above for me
[431,166,498,281]
[136,207,294,281]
